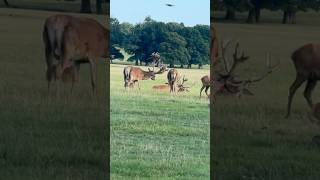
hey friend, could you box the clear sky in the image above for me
[110,0,209,27]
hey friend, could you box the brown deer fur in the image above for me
[211,26,218,66]
[200,75,210,98]
[286,43,320,118]
[123,66,155,89]
[44,15,108,93]
[152,84,170,91]
[167,69,179,93]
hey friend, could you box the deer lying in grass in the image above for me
[153,75,193,92]
[212,40,278,101]
[124,65,168,89]
[286,43,320,118]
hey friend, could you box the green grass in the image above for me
[213,11,320,179]
[0,8,107,179]
[110,64,210,179]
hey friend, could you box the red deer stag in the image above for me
[167,69,179,93]
[123,66,156,90]
[286,43,320,118]
[212,40,278,100]
[45,15,108,94]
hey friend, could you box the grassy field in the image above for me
[110,64,210,179]
[213,11,320,179]
[0,8,107,179]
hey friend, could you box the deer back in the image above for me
[291,43,320,76]
[60,16,108,61]
[201,75,210,87]
[167,69,179,83]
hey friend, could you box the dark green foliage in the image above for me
[110,17,209,68]
[212,0,320,23]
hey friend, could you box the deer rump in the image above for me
[43,15,108,91]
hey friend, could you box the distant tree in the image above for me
[159,32,190,68]
[110,17,209,68]
[81,0,92,13]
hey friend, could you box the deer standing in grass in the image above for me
[200,75,210,98]
[167,69,179,93]
[43,15,108,94]
[286,43,320,118]
[123,66,156,90]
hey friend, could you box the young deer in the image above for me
[286,43,320,118]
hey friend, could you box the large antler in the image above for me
[220,41,249,77]
[239,53,279,84]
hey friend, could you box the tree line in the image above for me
[2,0,107,14]
[110,17,210,68]
[212,0,320,24]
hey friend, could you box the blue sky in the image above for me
[110,0,210,27]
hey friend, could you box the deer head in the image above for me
[214,40,279,97]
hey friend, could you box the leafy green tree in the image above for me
[159,32,190,68]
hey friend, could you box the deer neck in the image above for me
[143,71,153,79]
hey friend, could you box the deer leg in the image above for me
[200,86,205,98]
[286,76,306,118]
[205,86,210,97]
[304,79,317,108]
[89,62,98,94]
[137,81,141,90]
[71,62,81,93]
[45,52,54,93]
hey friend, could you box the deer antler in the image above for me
[241,52,279,84]
[228,42,250,75]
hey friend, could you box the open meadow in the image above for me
[213,10,320,179]
[0,8,107,179]
[110,64,210,179]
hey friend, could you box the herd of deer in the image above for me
[123,65,194,93]
[42,14,320,119]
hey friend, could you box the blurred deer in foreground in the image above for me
[286,43,320,118]
[211,26,219,66]
[211,40,278,102]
